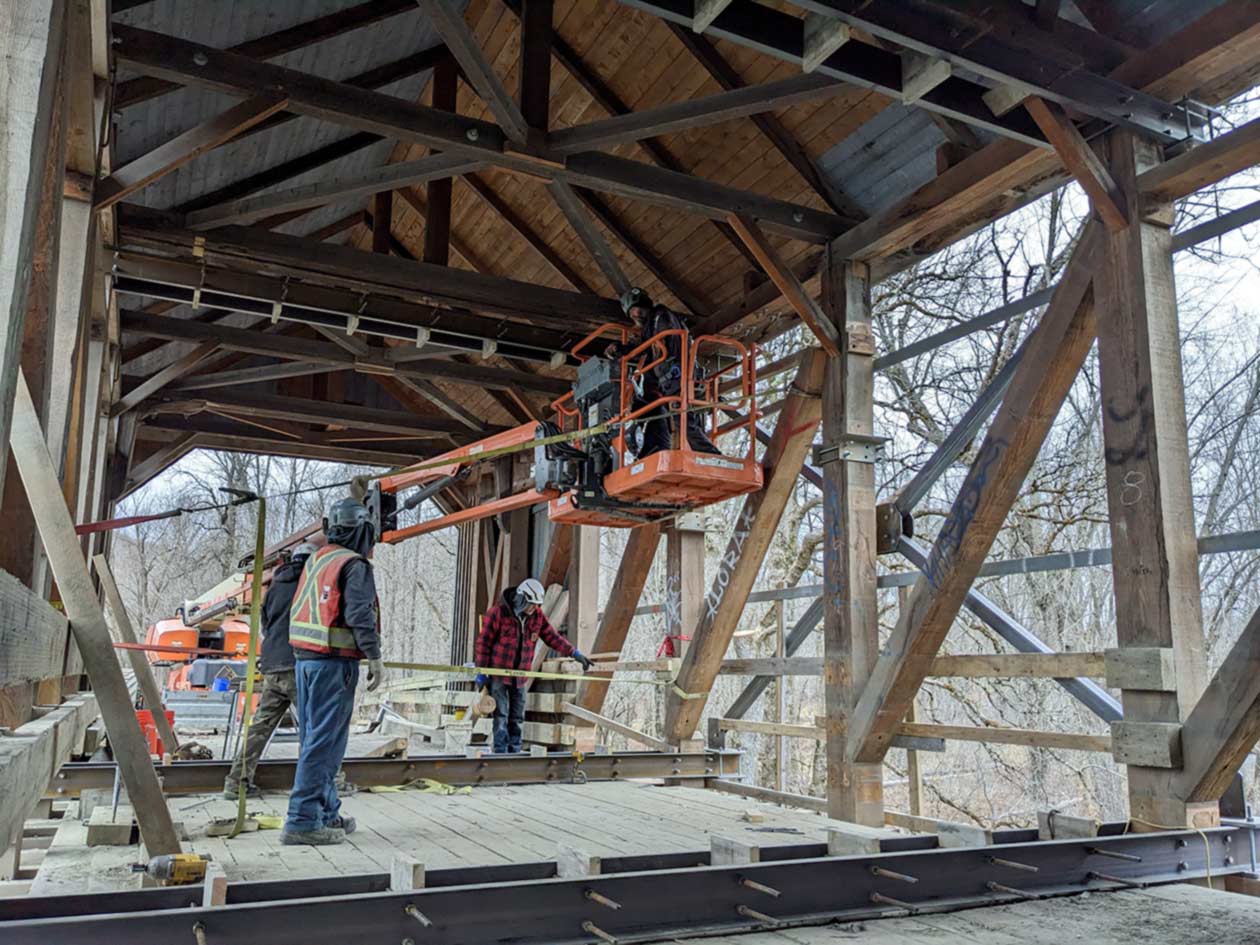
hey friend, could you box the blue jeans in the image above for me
[490,680,525,753]
[286,658,358,832]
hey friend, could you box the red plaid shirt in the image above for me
[475,593,574,687]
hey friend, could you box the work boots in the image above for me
[280,826,347,846]
[222,778,262,801]
[326,815,357,835]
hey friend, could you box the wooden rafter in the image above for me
[111,342,219,417]
[547,181,630,296]
[110,26,841,243]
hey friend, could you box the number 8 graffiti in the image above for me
[1120,469,1145,506]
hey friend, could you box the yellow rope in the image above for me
[1125,816,1213,890]
[378,659,669,687]
[230,497,266,839]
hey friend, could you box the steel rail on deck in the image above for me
[3,825,1251,944]
[49,749,741,796]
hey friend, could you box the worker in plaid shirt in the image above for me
[473,578,593,753]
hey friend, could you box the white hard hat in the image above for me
[517,578,546,606]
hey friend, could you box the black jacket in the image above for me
[292,555,381,662]
[258,559,302,673]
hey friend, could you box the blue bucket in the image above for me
[212,677,230,692]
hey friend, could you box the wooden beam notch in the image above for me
[801,14,849,74]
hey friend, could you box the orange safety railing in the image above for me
[551,323,758,468]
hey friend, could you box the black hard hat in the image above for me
[326,497,370,532]
[620,286,652,315]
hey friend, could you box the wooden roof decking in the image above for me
[103,0,1260,487]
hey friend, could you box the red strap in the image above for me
[74,509,180,535]
[113,641,235,657]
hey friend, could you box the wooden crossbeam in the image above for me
[110,342,218,417]
[167,361,338,392]
[1024,97,1128,230]
[549,74,846,154]
[560,702,671,751]
[111,26,842,242]
[931,652,1106,678]
[94,95,289,210]
[571,524,663,717]
[847,222,1101,765]
[424,0,530,142]
[516,0,553,132]
[119,310,570,395]
[140,421,425,468]
[121,433,197,500]
[114,0,419,108]
[727,215,841,356]
[898,722,1111,753]
[186,153,486,229]
[665,350,826,742]
[1138,116,1260,202]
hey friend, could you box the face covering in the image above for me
[327,521,376,558]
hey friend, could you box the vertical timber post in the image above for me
[1097,129,1212,830]
[820,250,883,826]
[664,512,705,658]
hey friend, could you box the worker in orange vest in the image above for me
[282,497,384,846]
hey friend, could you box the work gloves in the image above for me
[573,650,593,672]
[366,658,384,692]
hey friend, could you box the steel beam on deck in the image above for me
[49,750,739,796]
[2,826,1245,945]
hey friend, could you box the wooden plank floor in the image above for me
[675,884,1260,944]
[32,781,850,892]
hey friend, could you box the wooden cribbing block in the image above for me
[1037,810,1098,840]
[556,842,601,878]
[202,861,227,906]
[529,745,547,757]
[390,853,425,890]
[87,805,137,846]
[825,823,885,856]
[935,820,992,848]
[1109,721,1183,768]
[1104,647,1177,692]
[711,834,760,865]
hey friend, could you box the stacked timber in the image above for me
[529,659,580,750]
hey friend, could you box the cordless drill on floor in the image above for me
[132,853,212,885]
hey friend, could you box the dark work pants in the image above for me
[286,658,358,832]
[490,679,526,753]
[226,669,296,786]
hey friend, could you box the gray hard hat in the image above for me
[293,542,318,561]
[620,286,652,315]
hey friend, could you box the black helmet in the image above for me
[620,286,652,315]
[325,497,370,532]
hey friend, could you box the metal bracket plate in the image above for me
[813,433,887,466]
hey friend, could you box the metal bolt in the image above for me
[1087,870,1144,888]
[987,856,1039,873]
[585,889,621,910]
[870,865,918,884]
[193,51,208,66]
[1226,855,1235,866]
[1087,847,1142,862]
[582,919,618,944]
[404,904,432,928]
[111,35,122,46]
[1177,838,1189,848]
[192,921,208,945]
[1122,112,1133,120]
[1224,835,1233,845]
[1177,861,1189,872]
[791,211,804,223]
[736,903,777,923]
[403,939,416,945]
[738,875,781,897]
[987,881,1036,899]
[870,891,915,911]
[1118,94,1134,104]
[466,128,480,142]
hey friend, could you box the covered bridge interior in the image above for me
[5,0,1260,942]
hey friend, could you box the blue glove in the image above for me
[572,651,593,672]
[475,674,488,689]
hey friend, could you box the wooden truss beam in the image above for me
[111,26,843,242]
[95,94,289,210]
[1138,115,1260,203]
[119,310,570,395]
[117,213,620,328]
[139,420,425,468]
[111,342,219,417]
[114,0,420,108]
[516,0,553,133]
[423,55,459,268]
[120,432,197,500]
[847,221,1101,765]
[571,524,663,717]
[10,374,181,856]
[549,73,850,154]
[666,24,864,225]
[665,349,826,742]
[547,182,630,296]
[1023,97,1128,231]
[143,388,496,438]
[166,360,338,392]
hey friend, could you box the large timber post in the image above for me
[1097,129,1213,830]
[819,250,882,825]
[663,513,705,658]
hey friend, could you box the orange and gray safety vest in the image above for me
[289,544,369,658]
